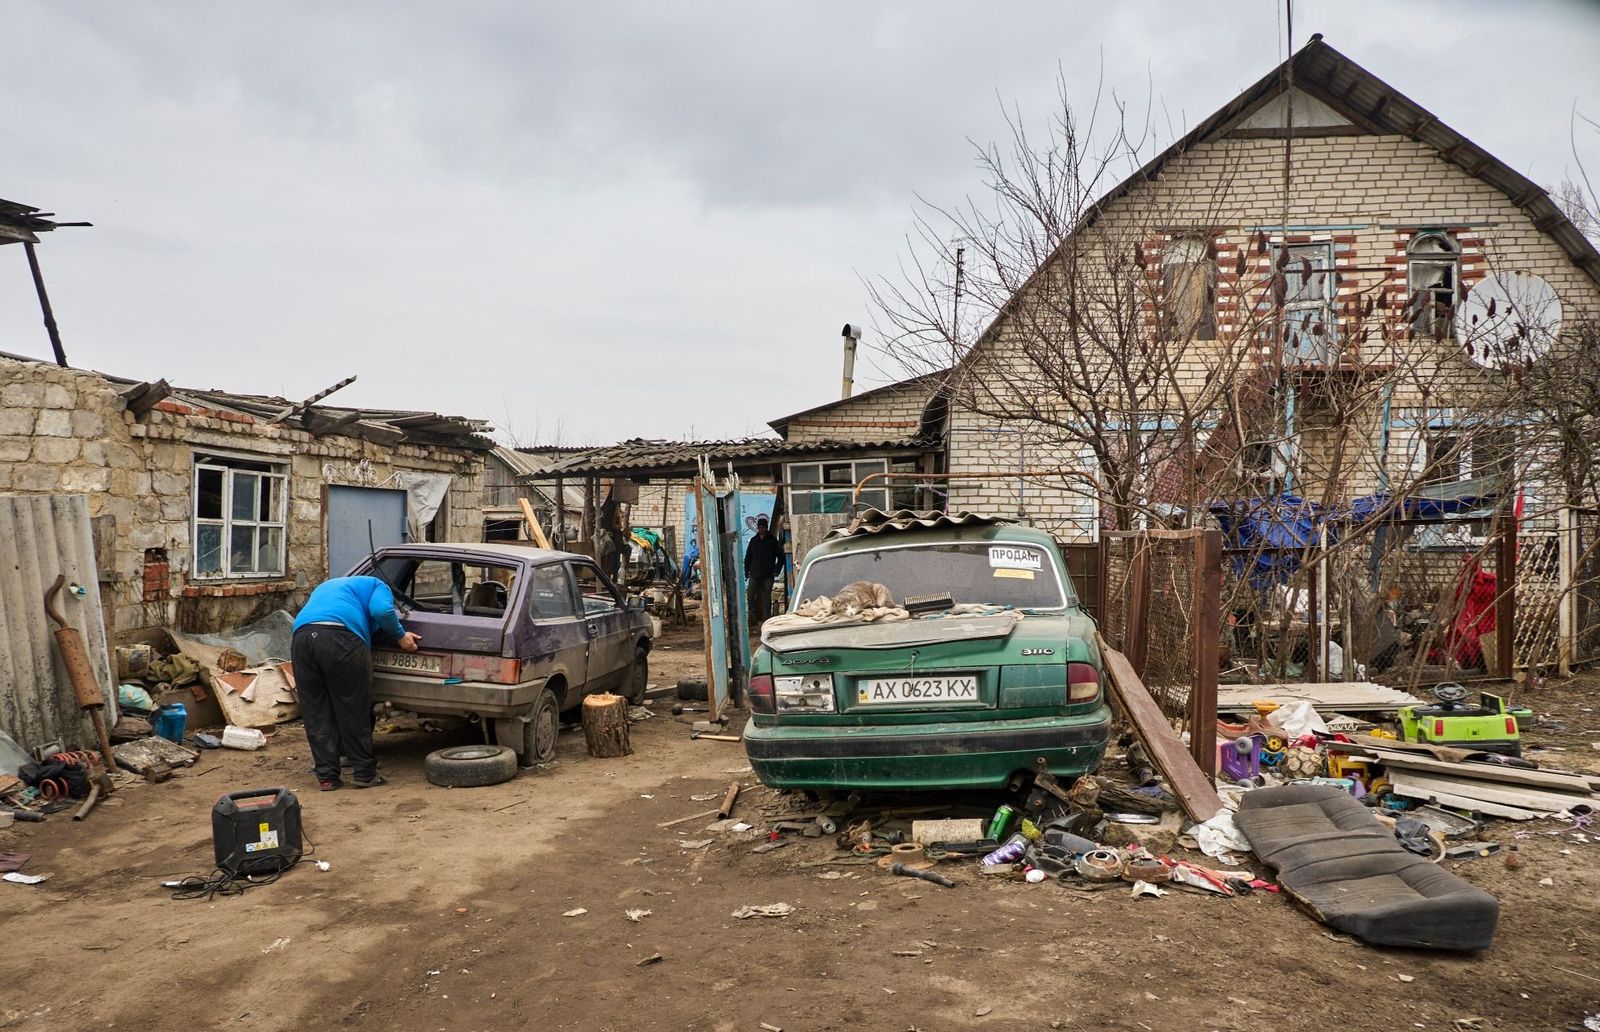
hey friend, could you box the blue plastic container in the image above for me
[153,702,187,744]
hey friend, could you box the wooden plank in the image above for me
[1189,529,1221,777]
[1333,747,1600,796]
[518,497,554,550]
[1216,682,1422,713]
[1100,639,1222,823]
[1385,773,1549,820]
[1384,770,1586,814]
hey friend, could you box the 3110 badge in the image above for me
[1022,647,1055,656]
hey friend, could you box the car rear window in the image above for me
[796,541,1069,610]
[374,556,519,618]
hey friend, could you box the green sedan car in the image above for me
[744,515,1111,791]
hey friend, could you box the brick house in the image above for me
[913,37,1600,539]
[0,351,491,639]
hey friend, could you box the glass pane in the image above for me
[790,491,818,515]
[257,527,283,574]
[861,489,889,511]
[230,525,257,573]
[799,542,1066,609]
[196,468,224,520]
[530,564,576,619]
[854,459,887,478]
[823,463,854,486]
[818,491,850,514]
[789,464,821,485]
[260,476,282,522]
[572,564,620,613]
[195,524,223,575]
[232,472,259,521]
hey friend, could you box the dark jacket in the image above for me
[744,531,784,580]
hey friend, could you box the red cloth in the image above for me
[1443,557,1498,669]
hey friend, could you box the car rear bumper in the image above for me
[371,671,547,719]
[743,706,1112,790]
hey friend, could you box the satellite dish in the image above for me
[1455,271,1562,370]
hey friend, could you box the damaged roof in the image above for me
[0,350,494,450]
[827,508,1019,540]
[516,436,930,479]
[0,198,91,246]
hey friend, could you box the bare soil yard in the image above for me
[2,627,1598,1031]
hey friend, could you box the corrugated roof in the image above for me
[526,436,927,479]
[826,508,1018,539]
[0,351,493,449]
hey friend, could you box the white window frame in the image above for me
[786,456,935,516]
[1407,231,1460,340]
[1272,241,1336,365]
[192,453,289,580]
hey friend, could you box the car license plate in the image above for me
[374,651,444,674]
[857,675,979,706]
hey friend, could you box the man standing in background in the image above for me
[743,515,785,626]
[291,575,420,791]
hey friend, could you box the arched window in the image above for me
[1407,231,1460,339]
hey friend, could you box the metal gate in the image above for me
[326,486,407,577]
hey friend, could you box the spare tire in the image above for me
[676,677,709,701]
[424,745,518,788]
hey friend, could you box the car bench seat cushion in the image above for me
[1234,784,1498,951]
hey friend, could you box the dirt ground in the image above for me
[3,625,1600,1032]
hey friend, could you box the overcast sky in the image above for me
[2,1,1596,445]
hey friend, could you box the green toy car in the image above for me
[743,513,1111,791]
[1397,682,1524,757]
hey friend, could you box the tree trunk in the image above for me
[581,693,632,758]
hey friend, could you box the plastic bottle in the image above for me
[981,833,1028,866]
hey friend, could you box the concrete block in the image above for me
[30,437,81,463]
[15,464,63,492]
[0,436,33,462]
[0,409,34,436]
[0,382,45,407]
[42,384,74,409]
[152,470,188,497]
[61,466,111,494]
[70,410,105,437]
[34,409,71,437]
[80,441,107,466]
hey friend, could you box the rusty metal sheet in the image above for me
[0,494,118,751]
[825,508,1017,540]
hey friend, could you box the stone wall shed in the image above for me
[0,351,492,640]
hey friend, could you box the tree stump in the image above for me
[581,693,632,758]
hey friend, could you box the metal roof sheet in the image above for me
[825,508,1019,540]
[526,436,927,478]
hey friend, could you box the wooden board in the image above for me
[1385,770,1586,816]
[1215,682,1422,714]
[1385,773,1548,820]
[1329,743,1600,796]
[112,736,199,774]
[1100,640,1222,823]
[169,628,299,728]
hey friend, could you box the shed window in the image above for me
[1160,236,1217,341]
[192,454,288,579]
[1408,232,1460,339]
[1272,243,1336,365]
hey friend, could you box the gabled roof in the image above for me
[767,368,950,435]
[961,35,1600,368]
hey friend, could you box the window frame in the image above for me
[191,453,289,580]
[1272,242,1337,365]
[1407,231,1460,340]
[1160,236,1218,341]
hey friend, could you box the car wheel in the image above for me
[621,646,649,705]
[423,745,518,788]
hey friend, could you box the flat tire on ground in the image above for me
[676,677,708,701]
[424,744,518,788]
[621,647,649,704]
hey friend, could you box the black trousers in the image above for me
[747,575,775,626]
[291,625,378,783]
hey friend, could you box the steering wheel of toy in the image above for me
[1432,681,1468,706]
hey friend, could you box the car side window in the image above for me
[529,563,577,620]
[570,562,621,616]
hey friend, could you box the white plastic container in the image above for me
[221,725,266,750]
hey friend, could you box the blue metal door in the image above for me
[327,486,408,577]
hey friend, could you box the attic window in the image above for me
[1160,236,1217,341]
[1407,231,1460,339]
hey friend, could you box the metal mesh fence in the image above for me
[1101,532,1200,725]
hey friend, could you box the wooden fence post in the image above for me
[1125,535,1152,679]
[1189,529,1221,778]
[1496,516,1517,681]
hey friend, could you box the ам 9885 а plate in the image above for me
[856,674,979,706]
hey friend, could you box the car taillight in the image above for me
[1505,717,1517,735]
[774,674,836,713]
[1068,662,1100,702]
[1434,719,1445,738]
[748,674,776,714]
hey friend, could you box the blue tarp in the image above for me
[1210,480,1498,588]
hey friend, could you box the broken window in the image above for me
[1272,243,1336,365]
[1424,426,1515,486]
[192,453,288,579]
[1407,231,1459,340]
[1160,236,1217,341]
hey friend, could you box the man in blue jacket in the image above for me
[291,576,421,790]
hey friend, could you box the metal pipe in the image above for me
[22,241,68,368]
[840,324,862,400]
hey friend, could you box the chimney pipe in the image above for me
[840,323,862,399]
